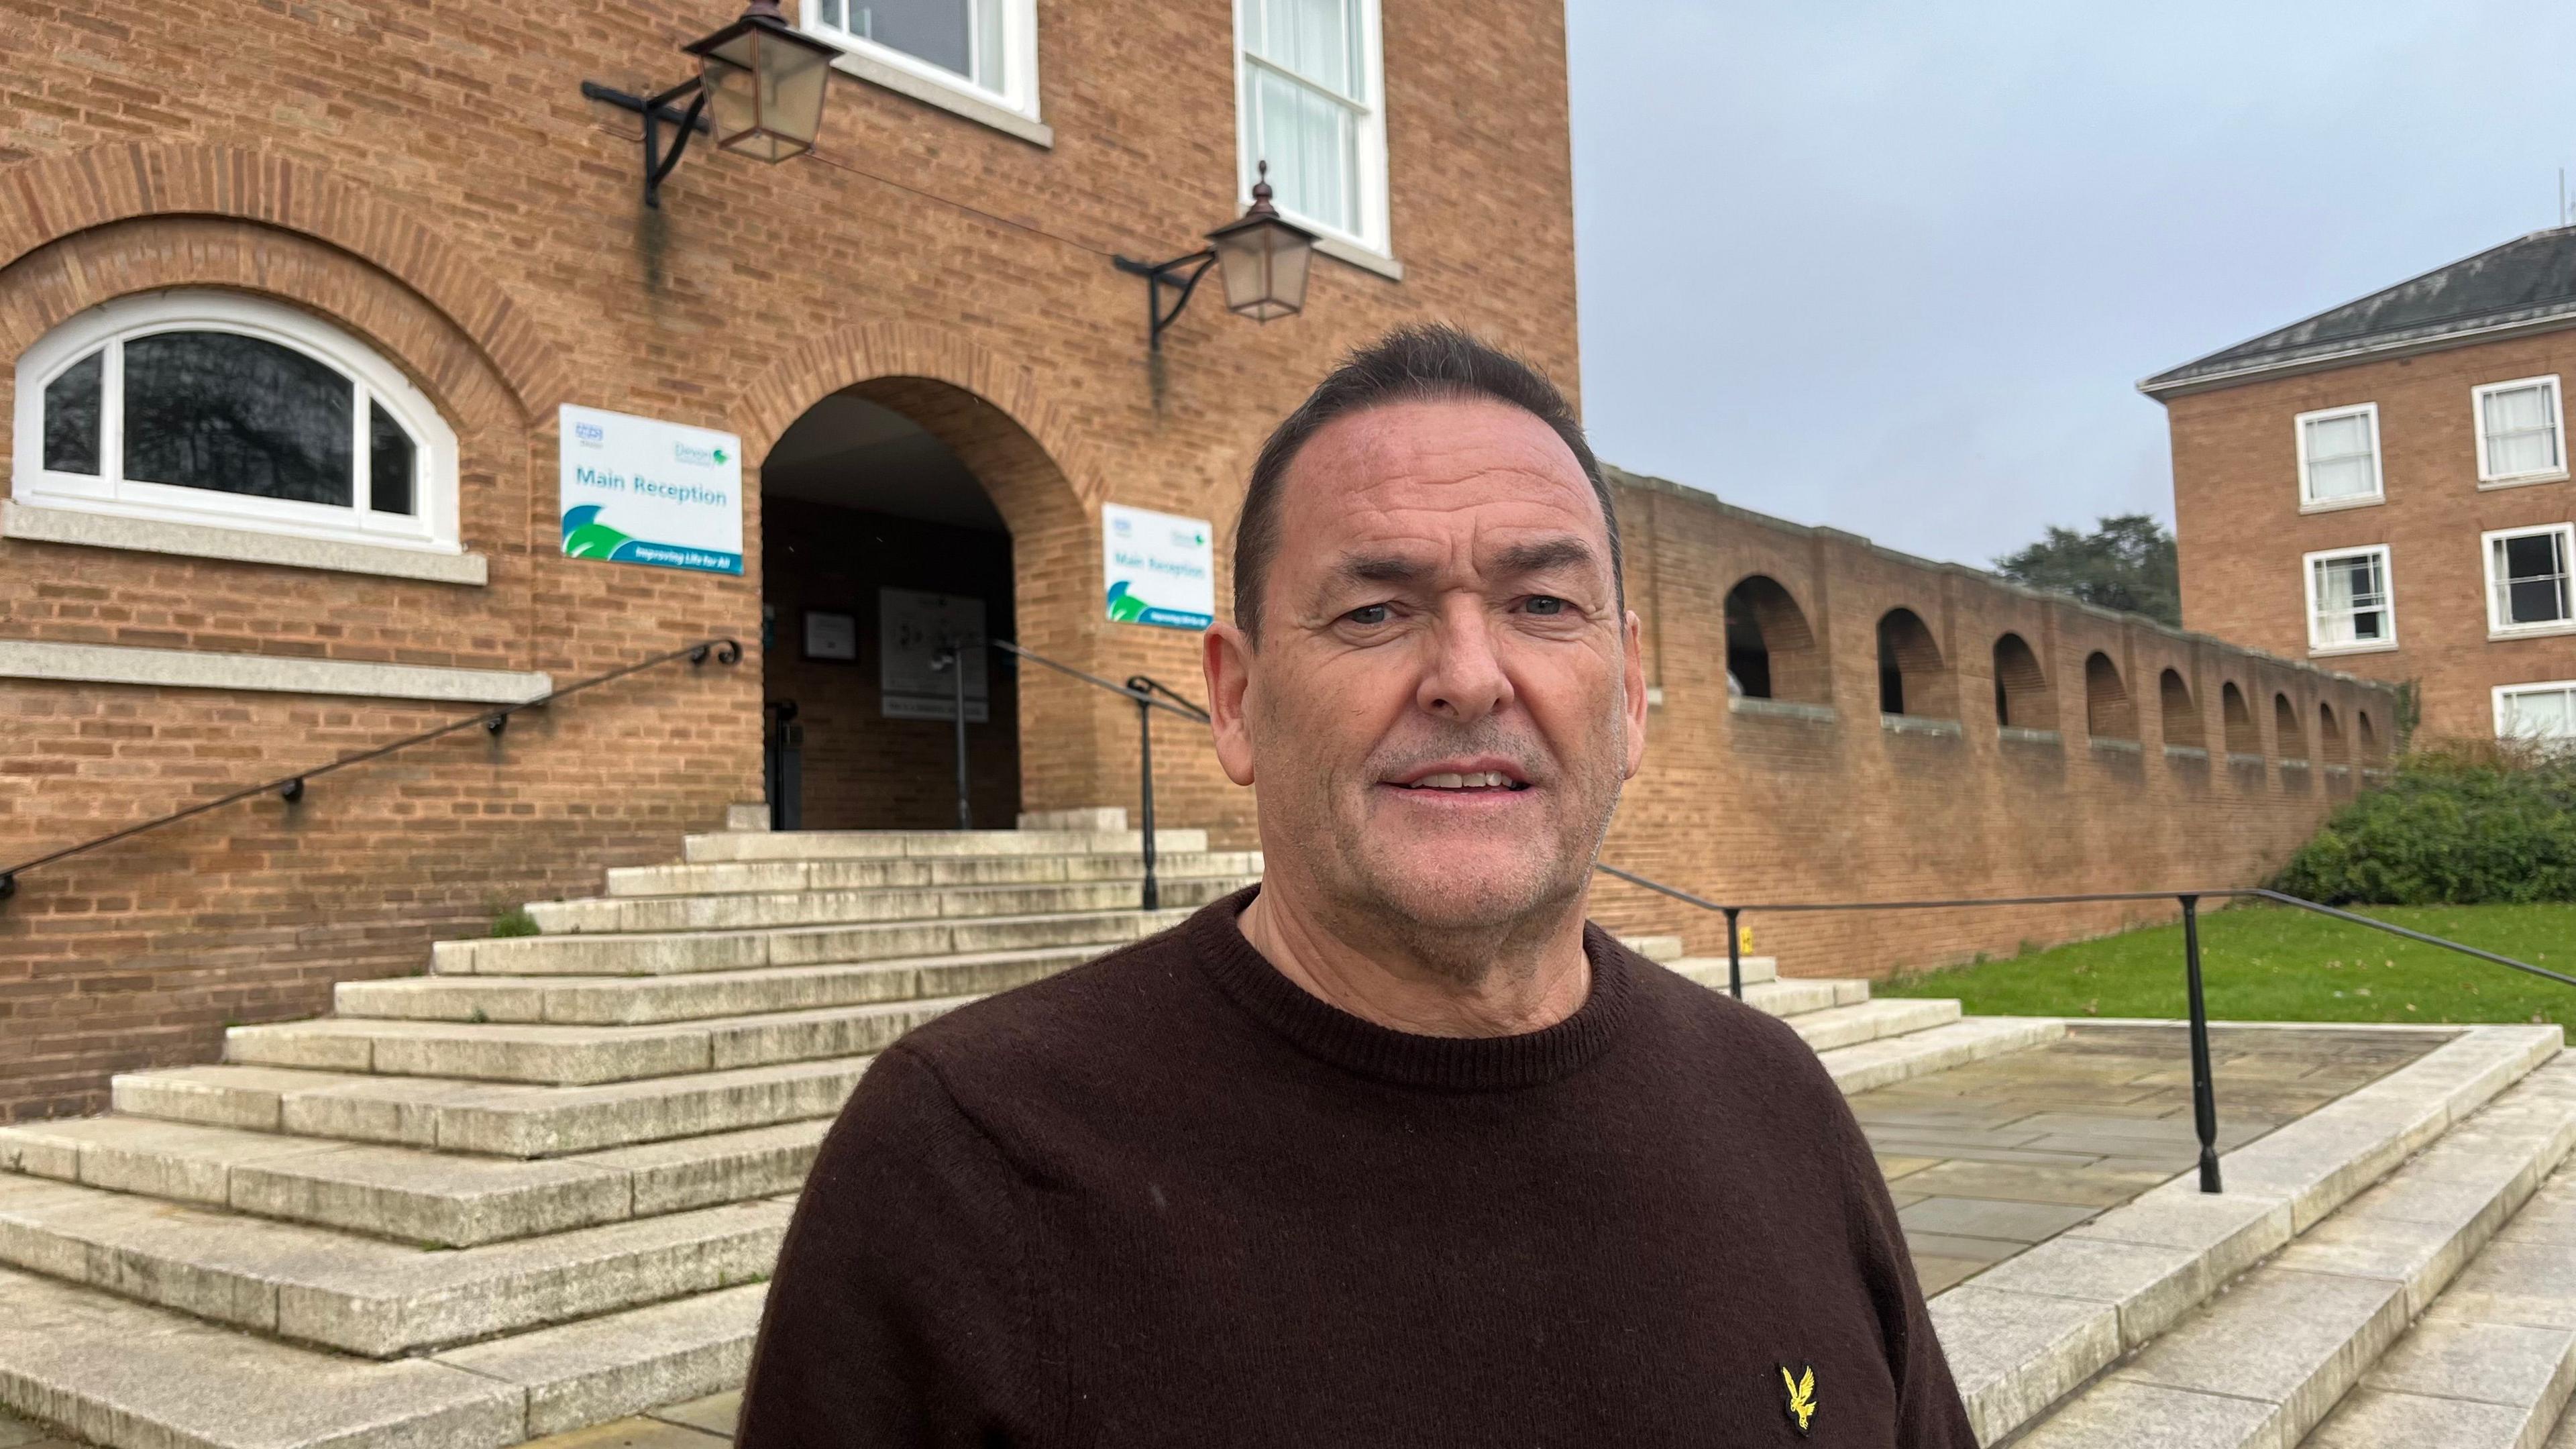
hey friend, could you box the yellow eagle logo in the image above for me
[1780,1363,1817,1436]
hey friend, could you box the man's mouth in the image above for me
[1391,768,1530,792]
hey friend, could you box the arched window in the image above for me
[2084,651,2136,740]
[1874,608,1953,718]
[1724,576,1825,704]
[2319,702,2349,765]
[2222,682,2259,755]
[2159,668,2206,749]
[2275,692,2306,761]
[1992,633,2053,730]
[12,290,458,552]
[2357,709,2381,763]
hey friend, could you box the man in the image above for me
[737,326,1975,1446]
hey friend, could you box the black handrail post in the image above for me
[1723,906,1745,1001]
[1134,690,1159,911]
[943,642,971,831]
[2180,894,2222,1194]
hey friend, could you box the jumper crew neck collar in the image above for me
[1187,885,1636,1092]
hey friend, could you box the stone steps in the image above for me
[0,1113,826,1247]
[112,1055,877,1159]
[2296,1157,2576,1448]
[679,826,1208,863]
[430,902,1204,977]
[0,1172,788,1358]
[1927,1028,2571,1448]
[334,942,1097,1025]
[526,873,1258,935]
[223,995,976,1086]
[0,824,2051,1449]
[604,847,1263,898]
[0,1261,764,1449]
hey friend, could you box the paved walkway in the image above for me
[0,1022,2453,1449]
[1864,1022,2450,1295]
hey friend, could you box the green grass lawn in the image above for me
[1873,902,2576,1026]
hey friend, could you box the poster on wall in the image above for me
[557,403,744,574]
[1103,502,1216,629]
[879,588,989,722]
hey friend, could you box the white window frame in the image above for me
[2302,543,2397,655]
[10,290,460,554]
[2473,374,2568,487]
[2494,679,2576,747]
[2483,523,2576,639]
[802,0,1042,133]
[1233,0,1393,261]
[2293,401,2383,512]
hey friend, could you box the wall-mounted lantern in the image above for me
[1114,163,1320,351]
[580,0,839,209]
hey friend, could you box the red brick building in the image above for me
[0,0,2392,1123]
[2147,229,2576,745]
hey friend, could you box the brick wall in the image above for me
[2164,333,2576,741]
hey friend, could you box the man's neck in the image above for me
[1234,879,1593,1038]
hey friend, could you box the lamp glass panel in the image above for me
[755,34,832,152]
[700,48,763,152]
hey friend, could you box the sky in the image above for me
[1566,0,2576,569]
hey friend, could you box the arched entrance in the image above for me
[758,380,1024,830]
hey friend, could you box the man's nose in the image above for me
[1416,600,1513,723]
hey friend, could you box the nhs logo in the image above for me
[573,421,606,446]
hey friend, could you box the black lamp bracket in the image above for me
[581,78,714,209]
[1114,250,1218,351]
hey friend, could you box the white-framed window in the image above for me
[2475,375,2567,485]
[11,290,459,553]
[806,0,1040,122]
[2485,523,2576,636]
[2496,680,2576,746]
[2303,545,2395,653]
[1236,0,1390,257]
[2294,402,2381,509]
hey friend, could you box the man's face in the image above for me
[1205,397,1648,943]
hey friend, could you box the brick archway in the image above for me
[0,143,574,417]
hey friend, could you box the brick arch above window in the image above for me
[0,143,574,418]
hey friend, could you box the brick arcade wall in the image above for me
[2165,332,2576,742]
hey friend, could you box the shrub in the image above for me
[490,906,540,938]
[2273,740,2576,904]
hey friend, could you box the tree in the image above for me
[1993,513,2181,627]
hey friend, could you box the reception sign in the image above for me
[1103,502,1216,630]
[558,404,744,574]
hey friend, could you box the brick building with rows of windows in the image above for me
[2147,227,2576,744]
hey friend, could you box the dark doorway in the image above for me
[759,391,1021,830]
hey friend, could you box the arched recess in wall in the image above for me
[1992,633,2054,730]
[1725,576,1825,704]
[2159,669,2206,749]
[2357,709,2381,763]
[2084,651,2137,740]
[2275,692,2306,761]
[2319,702,2349,765]
[1874,608,1955,718]
[2222,682,2259,755]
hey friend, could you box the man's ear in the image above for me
[1621,608,1648,782]
[1204,621,1258,787]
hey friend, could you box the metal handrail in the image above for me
[1593,862,2573,1195]
[0,637,744,903]
[988,639,1211,908]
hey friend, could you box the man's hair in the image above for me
[1232,324,1622,641]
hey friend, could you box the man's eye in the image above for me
[1526,596,1568,616]
[1346,604,1391,626]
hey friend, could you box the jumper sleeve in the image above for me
[1832,1089,1982,1448]
[736,1043,1050,1448]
